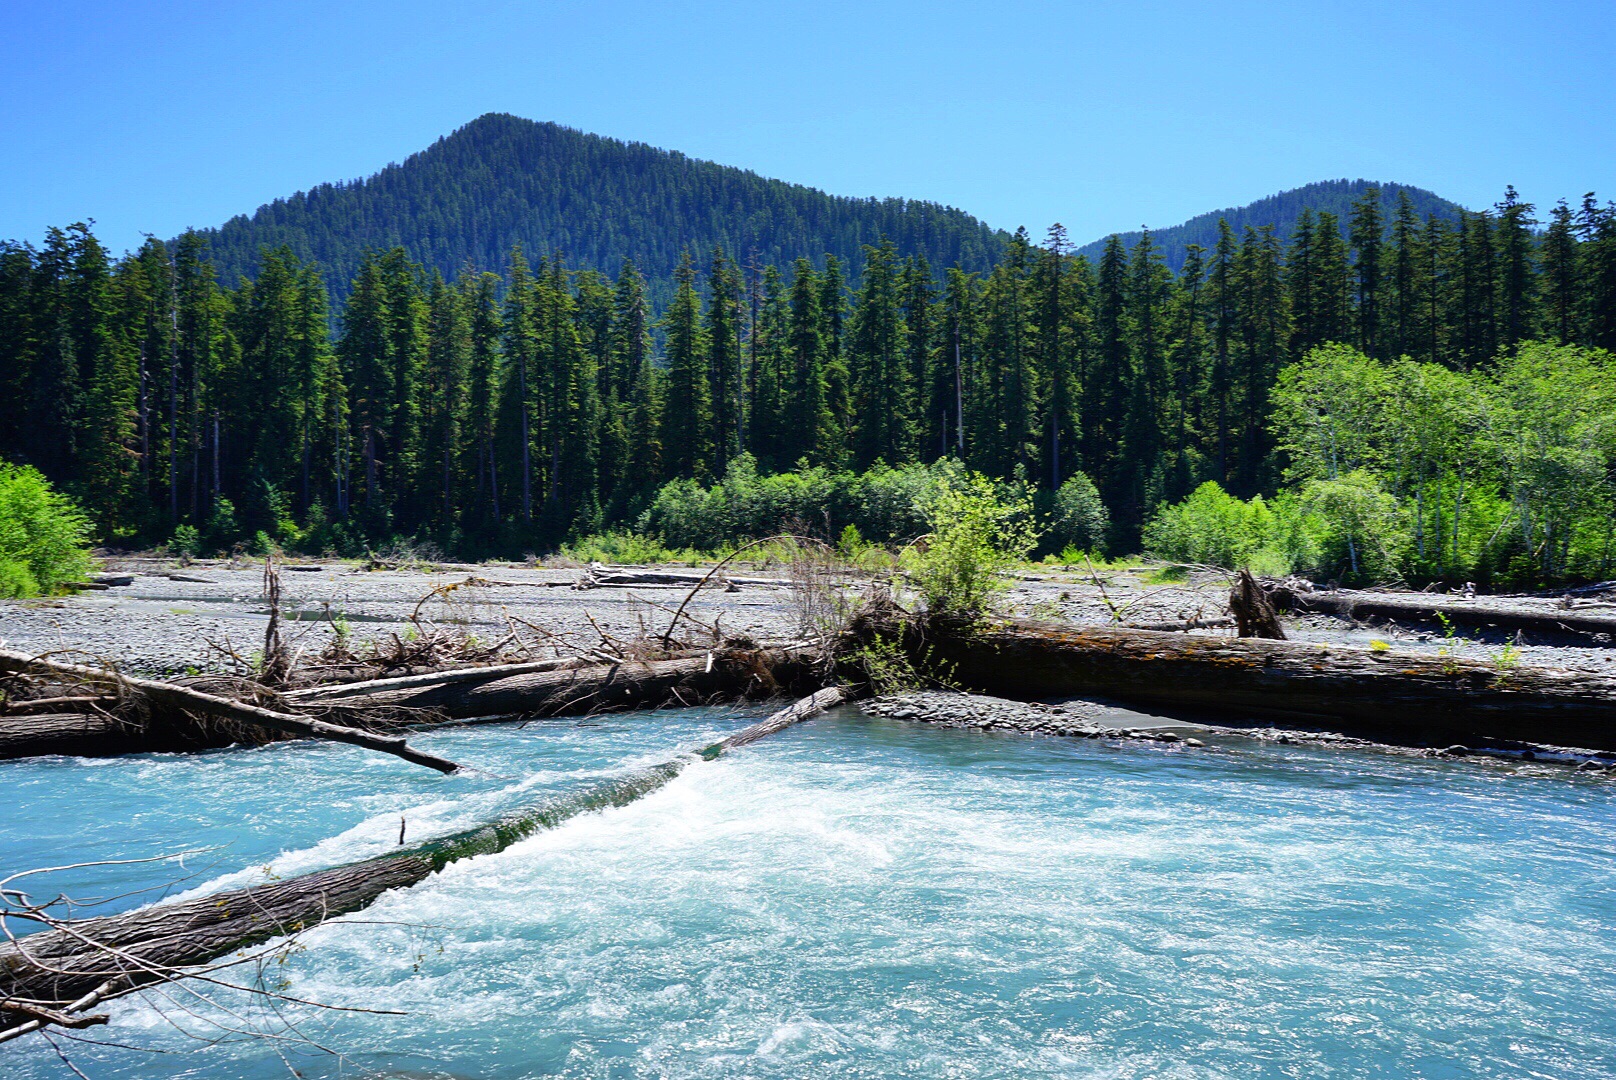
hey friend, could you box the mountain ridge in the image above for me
[197,113,1007,303]
[196,114,1465,297]
[1075,179,1464,272]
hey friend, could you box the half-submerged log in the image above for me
[918,619,1616,751]
[1279,587,1616,639]
[0,714,139,759]
[0,649,458,773]
[0,687,847,1030]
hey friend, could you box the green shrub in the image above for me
[562,530,680,564]
[902,471,1039,619]
[1142,482,1279,569]
[170,523,202,557]
[205,498,241,551]
[639,454,962,550]
[1047,473,1109,555]
[0,462,94,597]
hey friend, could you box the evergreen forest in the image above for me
[2,183,1614,585]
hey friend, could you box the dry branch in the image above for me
[0,649,458,773]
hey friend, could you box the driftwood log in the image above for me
[0,649,458,773]
[0,686,847,1032]
[1279,587,1616,639]
[0,646,818,762]
[311,645,819,721]
[916,619,1616,751]
[0,713,142,759]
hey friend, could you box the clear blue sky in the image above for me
[4,0,1612,255]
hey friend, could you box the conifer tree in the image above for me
[850,238,911,467]
[705,248,744,471]
[662,251,713,479]
[1493,187,1536,350]
[1538,200,1580,344]
[1348,187,1384,356]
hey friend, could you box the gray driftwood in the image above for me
[0,649,458,773]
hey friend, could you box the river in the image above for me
[5,706,1614,1078]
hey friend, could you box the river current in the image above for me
[5,706,1614,1078]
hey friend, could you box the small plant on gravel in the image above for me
[902,471,1039,622]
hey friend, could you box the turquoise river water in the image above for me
[4,706,1614,1079]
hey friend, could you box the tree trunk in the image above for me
[1282,589,1616,640]
[916,619,1616,751]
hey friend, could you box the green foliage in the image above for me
[170,524,201,557]
[640,455,962,551]
[561,530,682,565]
[1142,481,1281,570]
[0,461,94,597]
[205,499,241,553]
[902,471,1039,619]
[846,633,924,696]
[1046,473,1110,555]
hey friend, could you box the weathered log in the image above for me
[283,657,586,705]
[0,687,845,1024]
[1281,588,1616,639]
[0,714,142,759]
[0,649,459,773]
[314,646,817,721]
[581,564,784,589]
[1123,617,1235,632]
[917,619,1616,751]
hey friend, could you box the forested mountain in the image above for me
[1076,180,1463,272]
[195,113,1007,304]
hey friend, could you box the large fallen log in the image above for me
[312,645,818,721]
[0,714,141,759]
[283,656,586,705]
[0,649,458,773]
[579,563,785,589]
[914,619,1616,751]
[0,686,847,1033]
[1280,587,1616,639]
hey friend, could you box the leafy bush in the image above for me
[0,462,94,597]
[639,455,963,550]
[1142,482,1279,569]
[170,524,202,558]
[1046,473,1109,555]
[902,471,1039,619]
[561,530,683,565]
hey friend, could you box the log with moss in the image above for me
[0,687,847,1033]
[911,619,1616,751]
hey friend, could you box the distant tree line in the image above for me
[1,185,1613,561]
